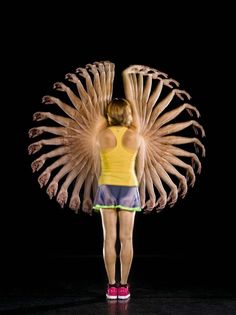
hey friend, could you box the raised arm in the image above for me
[122,67,141,132]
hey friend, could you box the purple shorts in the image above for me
[93,184,141,212]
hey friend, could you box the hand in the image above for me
[148,68,168,78]
[28,127,43,138]
[69,195,81,213]
[75,67,89,78]
[192,121,206,137]
[143,199,155,214]
[123,64,147,74]
[155,194,167,210]
[65,73,78,83]
[162,78,180,88]
[167,188,178,207]
[33,112,47,121]
[85,63,98,75]
[31,158,45,172]
[123,65,168,80]
[57,189,68,208]
[38,171,50,188]
[42,95,59,104]
[104,61,115,71]
[174,89,191,100]
[28,142,42,155]
[93,61,105,72]
[53,82,69,92]
[46,181,58,199]
[183,103,200,118]
[177,179,187,199]
[82,199,93,216]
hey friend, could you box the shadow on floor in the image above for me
[1,255,236,314]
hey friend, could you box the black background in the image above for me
[2,4,234,290]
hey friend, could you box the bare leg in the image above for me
[118,210,136,284]
[100,209,118,284]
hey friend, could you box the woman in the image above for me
[28,61,205,300]
[93,98,141,300]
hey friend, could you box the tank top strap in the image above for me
[109,127,127,148]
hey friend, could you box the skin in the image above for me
[29,61,205,287]
[100,209,136,285]
[29,62,205,212]
[96,71,142,286]
[122,64,205,212]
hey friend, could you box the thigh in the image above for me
[100,209,118,237]
[118,210,136,238]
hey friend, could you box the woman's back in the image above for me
[98,126,141,152]
[97,126,141,187]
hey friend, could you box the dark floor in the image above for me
[1,255,236,314]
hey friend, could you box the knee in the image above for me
[119,233,133,244]
[104,233,117,245]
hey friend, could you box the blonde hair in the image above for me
[106,98,132,127]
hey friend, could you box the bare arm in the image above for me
[122,67,141,132]
[148,89,191,128]
[76,67,98,105]
[153,103,200,130]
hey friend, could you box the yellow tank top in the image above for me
[98,126,138,186]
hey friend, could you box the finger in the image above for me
[171,79,180,86]
[177,94,184,101]
[53,82,62,90]
[65,73,73,80]
[75,67,83,73]
[42,96,48,103]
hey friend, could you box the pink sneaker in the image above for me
[106,284,118,299]
[117,284,130,299]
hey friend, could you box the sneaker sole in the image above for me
[118,294,130,299]
[106,294,117,299]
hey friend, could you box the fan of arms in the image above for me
[28,61,205,215]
